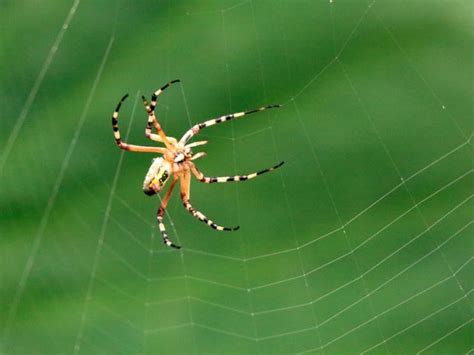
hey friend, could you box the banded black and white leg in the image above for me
[156,177,181,249]
[190,161,284,183]
[180,172,239,231]
[140,96,174,149]
[149,79,181,112]
[141,96,178,146]
[112,94,166,154]
[178,104,281,145]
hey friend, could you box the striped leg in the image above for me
[141,96,178,145]
[149,79,181,112]
[190,161,284,183]
[112,94,166,154]
[141,96,174,150]
[178,104,281,145]
[180,172,239,231]
[156,177,181,249]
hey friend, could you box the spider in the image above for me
[111,80,284,249]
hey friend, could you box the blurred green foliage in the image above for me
[1,0,472,354]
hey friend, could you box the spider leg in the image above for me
[190,152,207,161]
[141,96,178,145]
[112,94,166,154]
[142,79,181,149]
[140,96,175,150]
[156,176,181,249]
[180,171,239,231]
[149,79,181,112]
[179,104,281,145]
[190,161,284,183]
[185,140,208,148]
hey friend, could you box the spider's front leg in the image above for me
[141,80,181,149]
[180,171,239,232]
[178,104,281,145]
[111,94,167,154]
[142,98,174,150]
[149,79,181,111]
[138,80,179,150]
[141,96,178,146]
[156,176,181,249]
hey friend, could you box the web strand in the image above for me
[338,58,472,309]
[4,1,469,353]
[0,0,81,175]
[371,9,467,140]
[2,34,115,349]
[250,0,325,350]
[73,89,139,354]
[221,7,259,343]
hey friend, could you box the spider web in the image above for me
[1,0,472,354]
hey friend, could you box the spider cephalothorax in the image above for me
[112,79,284,249]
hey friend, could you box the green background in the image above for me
[1,0,472,354]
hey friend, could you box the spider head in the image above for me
[143,157,171,196]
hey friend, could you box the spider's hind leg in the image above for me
[156,177,181,249]
[180,172,239,232]
[181,196,240,231]
[157,211,181,249]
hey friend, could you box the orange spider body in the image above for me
[112,80,283,249]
